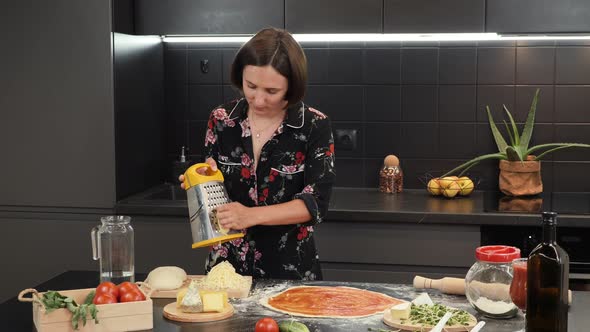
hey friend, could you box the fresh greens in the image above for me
[402,303,471,327]
[40,290,99,330]
[367,328,401,332]
[441,89,590,177]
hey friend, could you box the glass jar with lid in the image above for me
[465,245,520,319]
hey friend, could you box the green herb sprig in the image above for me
[40,290,99,330]
[405,304,471,327]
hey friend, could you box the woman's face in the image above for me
[242,65,288,115]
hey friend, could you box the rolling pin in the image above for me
[413,276,572,305]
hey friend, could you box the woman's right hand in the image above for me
[178,158,218,189]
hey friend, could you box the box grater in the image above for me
[183,163,244,248]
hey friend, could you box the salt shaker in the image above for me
[379,154,403,194]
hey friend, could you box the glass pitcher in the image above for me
[91,215,135,283]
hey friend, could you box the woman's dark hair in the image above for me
[230,27,307,105]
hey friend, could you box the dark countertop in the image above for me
[3,270,589,331]
[116,185,590,227]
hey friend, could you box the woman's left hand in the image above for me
[216,202,255,230]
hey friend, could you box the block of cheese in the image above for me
[176,280,203,313]
[390,302,411,320]
[201,290,228,313]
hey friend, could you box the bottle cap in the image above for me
[542,211,557,225]
[475,245,521,263]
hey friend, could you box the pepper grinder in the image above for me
[379,154,403,193]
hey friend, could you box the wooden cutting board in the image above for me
[142,275,252,299]
[163,302,234,323]
[383,306,478,331]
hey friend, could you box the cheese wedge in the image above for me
[177,280,203,313]
[201,290,228,312]
[390,302,411,320]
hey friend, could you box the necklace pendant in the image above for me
[256,133,260,138]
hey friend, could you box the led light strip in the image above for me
[162,33,590,43]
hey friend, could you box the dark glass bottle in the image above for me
[525,212,569,332]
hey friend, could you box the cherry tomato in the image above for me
[118,281,139,296]
[119,290,146,302]
[93,292,117,305]
[255,317,279,332]
[95,281,119,299]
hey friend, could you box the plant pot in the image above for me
[498,156,542,196]
[499,196,543,213]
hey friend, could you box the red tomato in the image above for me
[118,281,139,296]
[95,281,119,299]
[255,317,279,332]
[119,290,146,302]
[93,293,117,305]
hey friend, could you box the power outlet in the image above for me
[334,128,358,151]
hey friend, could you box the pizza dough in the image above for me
[145,266,187,290]
[260,286,405,318]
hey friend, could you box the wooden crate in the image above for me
[23,287,153,332]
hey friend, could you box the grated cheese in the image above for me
[201,261,249,290]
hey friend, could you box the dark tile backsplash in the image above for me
[165,41,590,192]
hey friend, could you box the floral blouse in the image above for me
[203,98,335,280]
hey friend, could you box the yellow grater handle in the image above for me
[183,163,225,190]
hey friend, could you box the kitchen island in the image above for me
[2,271,588,331]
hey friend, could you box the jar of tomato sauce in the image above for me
[465,245,521,319]
[509,257,528,312]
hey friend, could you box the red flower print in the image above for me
[230,238,243,246]
[224,118,236,127]
[259,188,269,202]
[212,108,228,120]
[268,169,278,182]
[297,226,309,240]
[241,153,252,167]
[240,119,251,137]
[295,151,305,164]
[205,129,216,146]
[241,167,250,179]
[326,143,335,156]
[283,164,298,173]
[302,185,314,194]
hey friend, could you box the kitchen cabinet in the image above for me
[285,0,382,33]
[0,0,164,303]
[1,0,164,208]
[0,0,115,208]
[315,221,479,283]
[487,0,590,34]
[134,0,284,35]
[384,0,485,33]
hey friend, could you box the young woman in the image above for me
[180,27,335,280]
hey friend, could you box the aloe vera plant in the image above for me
[442,89,590,177]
